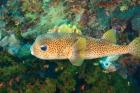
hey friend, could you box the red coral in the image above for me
[96,0,120,8]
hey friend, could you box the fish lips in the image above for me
[30,45,47,60]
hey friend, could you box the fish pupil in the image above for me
[40,45,47,51]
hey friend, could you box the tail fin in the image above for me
[128,37,140,58]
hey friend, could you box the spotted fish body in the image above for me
[31,33,78,60]
[31,32,140,66]
[85,38,129,59]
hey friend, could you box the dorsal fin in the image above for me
[102,29,117,44]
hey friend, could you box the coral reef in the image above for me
[0,0,140,93]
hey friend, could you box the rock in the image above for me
[120,5,128,12]
[16,44,31,58]
[0,36,9,47]
[131,15,140,31]
[7,34,20,55]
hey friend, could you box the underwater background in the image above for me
[0,0,140,93]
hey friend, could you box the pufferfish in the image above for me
[30,27,140,66]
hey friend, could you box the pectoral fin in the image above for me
[69,37,86,66]
[69,55,84,66]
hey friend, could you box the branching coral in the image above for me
[48,24,82,34]
[21,0,42,13]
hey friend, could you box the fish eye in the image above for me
[40,45,47,51]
